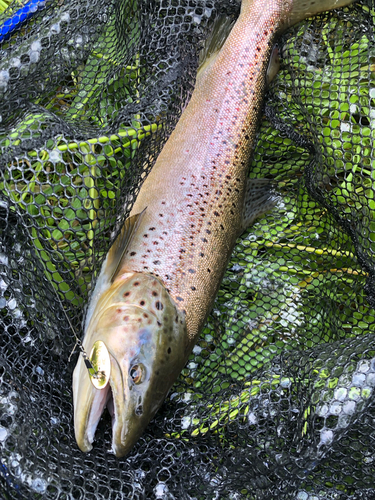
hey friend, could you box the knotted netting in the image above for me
[0,0,375,498]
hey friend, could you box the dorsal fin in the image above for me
[107,209,146,282]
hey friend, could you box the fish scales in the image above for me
[73,0,356,457]
[126,0,286,343]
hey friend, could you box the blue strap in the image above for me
[0,0,46,42]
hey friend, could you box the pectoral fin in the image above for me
[241,178,278,232]
[108,209,146,282]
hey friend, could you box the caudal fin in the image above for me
[285,0,355,29]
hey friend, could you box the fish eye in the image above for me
[129,363,146,384]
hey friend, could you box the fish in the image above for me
[73,0,355,457]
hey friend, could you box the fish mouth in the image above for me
[73,348,146,458]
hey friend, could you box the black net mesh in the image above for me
[0,0,375,498]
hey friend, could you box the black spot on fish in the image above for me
[130,251,136,256]
[206,229,211,234]
[188,269,195,274]
[140,300,145,306]
[207,268,211,273]
[201,238,207,243]
[191,286,196,291]
[143,313,148,318]
[200,252,204,257]
[124,291,131,297]
[167,347,171,354]
[143,234,148,238]
[135,405,143,416]
[153,260,161,265]
[149,227,155,231]
[134,282,139,286]
[157,320,162,327]
[152,291,158,297]
[176,297,183,302]
[156,301,163,310]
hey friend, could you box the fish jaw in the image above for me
[73,273,188,457]
[73,354,111,452]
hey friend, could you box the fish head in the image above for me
[73,273,188,457]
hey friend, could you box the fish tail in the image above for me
[238,0,355,31]
[284,0,355,29]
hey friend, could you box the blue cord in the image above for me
[0,0,46,42]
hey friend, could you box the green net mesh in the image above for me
[0,0,375,498]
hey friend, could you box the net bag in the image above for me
[0,0,374,498]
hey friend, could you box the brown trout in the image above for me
[73,0,355,457]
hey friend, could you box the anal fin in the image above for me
[241,178,279,232]
[266,45,280,87]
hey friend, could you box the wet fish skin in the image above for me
[73,0,355,457]
[73,273,187,457]
[125,0,355,345]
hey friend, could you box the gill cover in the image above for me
[73,272,187,457]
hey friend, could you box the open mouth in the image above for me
[84,382,113,446]
[82,346,124,449]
